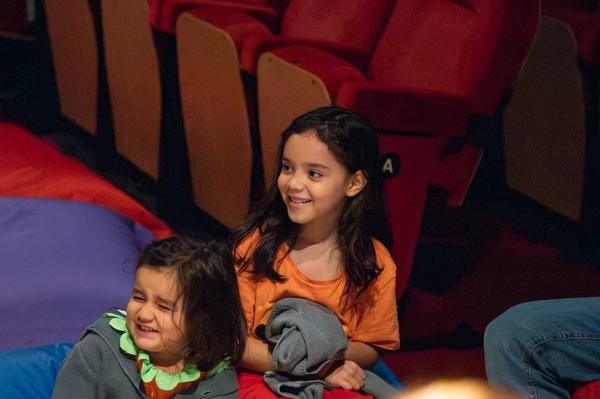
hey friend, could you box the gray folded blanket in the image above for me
[261,297,400,399]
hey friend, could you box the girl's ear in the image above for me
[346,170,367,198]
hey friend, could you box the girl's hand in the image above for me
[323,360,366,391]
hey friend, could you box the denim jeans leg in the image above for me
[484,297,600,399]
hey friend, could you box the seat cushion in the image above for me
[270,45,366,102]
[185,5,272,50]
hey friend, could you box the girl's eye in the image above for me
[132,295,145,302]
[309,170,323,178]
[281,163,291,173]
[158,304,173,312]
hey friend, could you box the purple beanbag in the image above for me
[0,197,153,350]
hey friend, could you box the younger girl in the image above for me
[232,106,400,397]
[53,237,246,398]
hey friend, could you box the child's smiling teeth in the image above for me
[289,196,310,204]
[138,324,157,332]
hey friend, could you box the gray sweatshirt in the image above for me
[52,316,238,398]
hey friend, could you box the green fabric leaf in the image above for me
[155,370,179,391]
[119,330,137,356]
[179,364,202,383]
[108,317,128,333]
[140,359,159,383]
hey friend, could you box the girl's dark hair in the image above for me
[137,236,246,370]
[231,106,392,297]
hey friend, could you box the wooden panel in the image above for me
[102,0,161,179]
[44,0,98,135]
[504,16,586,220]
[177,13,252,229]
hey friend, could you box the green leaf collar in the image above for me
[104,312,230,391]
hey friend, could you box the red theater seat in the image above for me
[257,0,540,295]
[543,0,600,64]
[573,380,600,399]
[0,0,28,33]
[151,0,287,34]
[175,0,392,229]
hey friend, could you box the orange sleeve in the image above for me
[351,240,400,350]
[234,233,259,332]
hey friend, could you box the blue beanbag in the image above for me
[0,343,73,399]
[372,358,404,390]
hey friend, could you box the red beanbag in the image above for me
[0,123,172,239]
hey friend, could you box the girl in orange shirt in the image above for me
[231,106,400,398]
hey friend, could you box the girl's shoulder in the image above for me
[370,238,396,271]
[233,229,260,254]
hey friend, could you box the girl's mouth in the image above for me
[288,196,311,205]
[137,324,158,333]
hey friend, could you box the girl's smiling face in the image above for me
[277,130,365,233]
[126,265,187,370]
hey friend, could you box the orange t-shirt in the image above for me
[235,233,400,350]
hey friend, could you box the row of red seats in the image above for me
[44,0,539,295]
[165,0,539,297]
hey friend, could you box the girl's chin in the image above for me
[134,337,158,350]
[287,214,309,225]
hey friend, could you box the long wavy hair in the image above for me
[231,106,392,298]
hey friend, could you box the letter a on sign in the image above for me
[382,158,394,174]
[380,153,400,178]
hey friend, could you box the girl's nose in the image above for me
[137,302,153,321]
[287,173,304,191]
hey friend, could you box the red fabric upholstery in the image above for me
[271,0,537,133]
[276,0,393,70]
[150,0,286,33]
[237,370,373,398]
[378,135,448,295]
[543,0,600,64]
[367,0,502,104]
[268,45,367,101]
[0,0,28,33]
[0,123,172,240]
[336,80,473,137]
[185,6,272,49]
[573,380,600,399]
[187,0,393,74]
[251,0,392,73]
[473,0,540,114]
[241,36,382,75]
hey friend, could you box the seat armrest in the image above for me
[158,0,280,33]
[174,0,280,18]
[241,37,370,74]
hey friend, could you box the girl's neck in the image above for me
[295,222,338,248]
[149,353,187,373]
[291,226,342,281]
